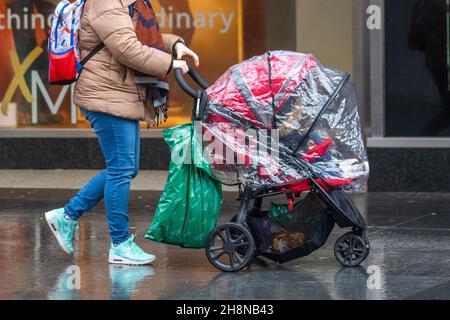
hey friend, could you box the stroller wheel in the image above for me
[334,233,370,267]
[205,223,255,272]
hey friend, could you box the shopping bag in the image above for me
[145,123,223,248]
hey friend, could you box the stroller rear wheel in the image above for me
[205,223,255,272]
[334,232,370,267]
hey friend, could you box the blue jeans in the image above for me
[64,108,140,245]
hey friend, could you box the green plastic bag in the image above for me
[145,123,223,248]
[269,203,290,218]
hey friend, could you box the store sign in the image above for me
[0,0,241,129]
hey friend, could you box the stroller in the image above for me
[175,51,370,272]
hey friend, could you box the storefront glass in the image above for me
[385,0,450,137]
[0,0,277,130]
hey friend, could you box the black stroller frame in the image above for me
[175,69,370,272]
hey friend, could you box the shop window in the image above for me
[0,0,295,130]
[385,0,450,137]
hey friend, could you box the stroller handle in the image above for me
[175,68,210,99]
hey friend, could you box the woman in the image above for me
[45,0,199,266]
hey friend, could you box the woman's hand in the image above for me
[173,60,189,74]
[174,43,200,68]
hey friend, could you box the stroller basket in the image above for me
[247,192,335,264]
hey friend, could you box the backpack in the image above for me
[48,0,134,85]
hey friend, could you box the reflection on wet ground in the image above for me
[0,189,450,300]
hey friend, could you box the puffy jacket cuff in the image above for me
[171,39,185,58]
[166,56,174,75]
[162,34,185,53]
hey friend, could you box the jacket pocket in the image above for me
[123,67,135,86]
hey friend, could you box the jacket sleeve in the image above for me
[89,6,173,78]
[162,33,185,53]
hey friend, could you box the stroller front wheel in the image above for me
[205,223,255,272]
[334,232,370,267]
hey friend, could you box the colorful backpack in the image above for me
[48,0,133,85]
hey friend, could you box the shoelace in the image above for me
[126,234,145,255]
[68,221,79,236]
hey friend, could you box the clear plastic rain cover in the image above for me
[201,51,369,191]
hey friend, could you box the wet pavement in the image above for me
[0,189,450,300]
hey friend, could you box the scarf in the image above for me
[134,0,169,126]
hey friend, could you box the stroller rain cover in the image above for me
[201,51,369,190]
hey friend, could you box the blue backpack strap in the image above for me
[128,4,134,17]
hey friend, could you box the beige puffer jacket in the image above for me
[73,0,183,123]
